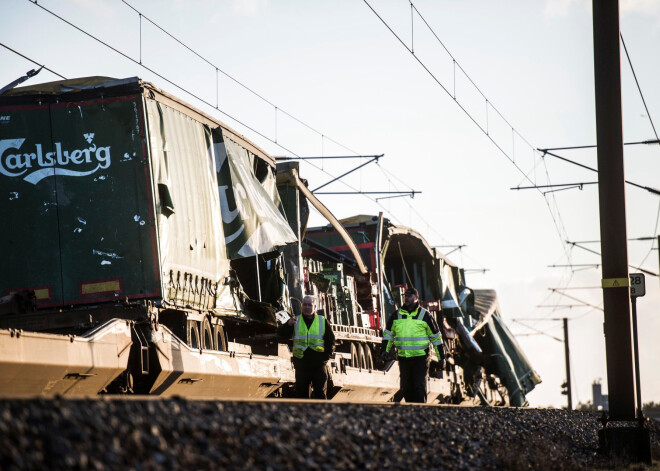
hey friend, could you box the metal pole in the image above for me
[312,156,382,192]
[592,0,636,420]
[631,296,642,417]
[375,212,386,330]
[255,255,261,302]
[563,318,573,410]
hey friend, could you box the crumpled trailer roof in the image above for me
[0,76,276,167]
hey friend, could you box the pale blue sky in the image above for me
[2,0,659,408]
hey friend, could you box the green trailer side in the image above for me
[0,94,159,307]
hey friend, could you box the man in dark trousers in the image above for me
[381,287,445,403]
[278,295,335,399]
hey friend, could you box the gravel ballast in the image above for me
[0,398,658,470]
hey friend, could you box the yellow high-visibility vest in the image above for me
[293,314,325,359]
[384,307,442,358]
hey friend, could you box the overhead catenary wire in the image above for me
[620,34,660,145]
[23,1,306,159]
[620,33,660,269]
[539,139,659,152]
[540,150,660,196]
[549,289,603,312]
[0,43,66,80]
[119,0,361,158]
[362,0,541,183]
[511,319,562,342]
[567,241,658,276]
[362,0,576,280]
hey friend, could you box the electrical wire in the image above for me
[118,0,361,158]
[0,43,67,80]
[620,33,660,270]
[510,319,562,342]
[362,0,574,286]
[620,34,660,144]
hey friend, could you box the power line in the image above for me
[25,1,304,157]
[118,0,361,157]
[511,319,562,342]
[539,140,659,152]
[0,43,66,80]
[313,155,383,192]
[536,305,593,309]
[362,0,575,272]
[315,191,419,195]
[548,264,600,269]
[565,236,656,244]
[549,289,603,312]
[540,150,660,196]
[620,33,660,270]
[620,34,660,144]
[567,241,658,276]
[549,286,601,291]
[362,0,538,183]
[276,155,382,161]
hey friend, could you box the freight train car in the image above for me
[0,76,299,397]
[0,76,540,404]
[294,212,542,406]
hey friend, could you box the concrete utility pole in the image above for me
[592,0,636,421]
[593,1,652,463]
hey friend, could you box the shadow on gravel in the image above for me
[494,436,581,470]
[493,421,660,471]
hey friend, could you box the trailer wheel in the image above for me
[349,343,358,367]
[356,343,367,370]
[188,320,200,349]
[214,324,227,352]
[201,318,213,350]
[363,345,374,370]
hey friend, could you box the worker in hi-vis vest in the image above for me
[381,287,445,403]
[278,295,335,399]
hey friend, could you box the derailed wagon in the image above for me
[0,76,540,404]
[289,211,541,406]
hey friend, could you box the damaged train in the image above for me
[0,76,541,404]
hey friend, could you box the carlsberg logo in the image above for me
[0,134,111,184]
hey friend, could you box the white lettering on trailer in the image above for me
[0,135,112,184]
